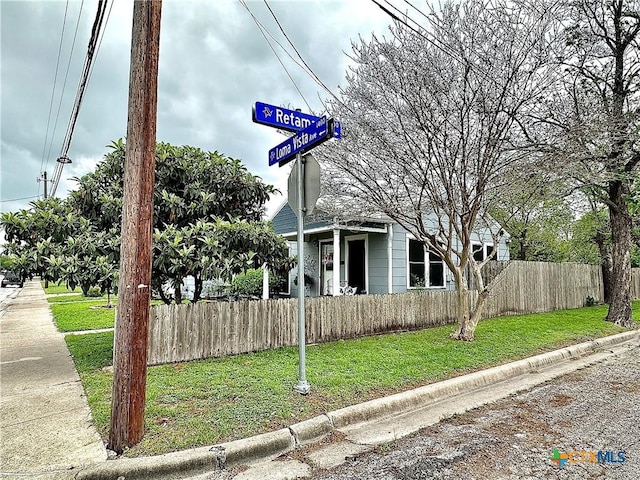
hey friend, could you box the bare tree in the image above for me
[319,0,558,340]
[532,0,640,328]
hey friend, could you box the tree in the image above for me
[319,0,558,340]
[490,174,574,262]
[533,0,640,327]
[70,140,290,303]
[1,197,78,285]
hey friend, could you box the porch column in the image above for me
[332,228,341,296]
[387,223,393,294]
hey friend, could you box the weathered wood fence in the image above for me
[633,268,640,299]
[147,261,609,365]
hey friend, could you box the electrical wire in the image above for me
[50,0,111,196]
[238,0,312,111]
[262,0,340,104]
[0,195,41,204]
[39,0,70,189]
[44,0,85,179]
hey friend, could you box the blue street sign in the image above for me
[269,116,334,166]
[253,101,341,139]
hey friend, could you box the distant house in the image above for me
[270,202,510,298]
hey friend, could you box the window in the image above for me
[472,243,496,262]
[407,239,445,288]
[408,239,426,287]
[472,243,484,262]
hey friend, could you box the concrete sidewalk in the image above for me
[0,281,106,479]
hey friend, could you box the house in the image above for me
[270,202,510,298]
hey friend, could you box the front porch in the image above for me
[282,219,391,298]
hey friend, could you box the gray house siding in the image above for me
[367,233,388,295]
[391,225,408,293]
[271,203,510,298]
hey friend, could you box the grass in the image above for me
[50,301,116,332]
[42,282,77,295]
[64,301,639,457]
[47,294,111,303]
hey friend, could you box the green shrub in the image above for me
[231,269,264,297]
[86,286,102,297]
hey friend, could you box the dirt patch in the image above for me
[548,393,574,407]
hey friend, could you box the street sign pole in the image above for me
[256,101,340,396]
[293,151,310,395]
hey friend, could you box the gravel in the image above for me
[310,344,640,480]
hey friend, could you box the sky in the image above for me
[0,0,393,216]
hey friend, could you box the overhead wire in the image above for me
[44,0,85,178]
[239,0,312,111]
[262,0,341,106]
[50,0,111,196]
[39,0,70,187]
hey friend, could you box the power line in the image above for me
[262,0,339,105]
[0,195,41,204]
[39,0,70,181]
[50,0,112,196]
[239,0,312,111]
[44,0,85,177]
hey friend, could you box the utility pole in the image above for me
[108,0,162,453]
[43,171,48,199]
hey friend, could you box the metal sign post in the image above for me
[255,101,340,395]
[293,152,310,394]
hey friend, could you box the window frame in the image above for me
[406,237,446,289]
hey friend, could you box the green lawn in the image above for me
[65,301,639,457]
[42,282,77,295]
[47,294,111,304]
[50,301,116,332]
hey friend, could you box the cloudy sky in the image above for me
[0,0,393,216]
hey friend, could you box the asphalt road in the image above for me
[0,275,21,312]
[310,343,640,480]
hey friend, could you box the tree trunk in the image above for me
[157,284,171,305]
[451,262,491,341]
[605,180,634,328]
[517,229,528,260]
[450,268,475,341]
[595,229,613,303]
[173,281,183,305]
[192,275,203,303]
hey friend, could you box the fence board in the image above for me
[147,261,608,365]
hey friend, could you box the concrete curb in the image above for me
[75,330,639,479]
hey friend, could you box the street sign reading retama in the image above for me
[268,116,334,166]
[253,101,341,139]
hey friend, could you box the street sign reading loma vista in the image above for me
[268,116,334,167]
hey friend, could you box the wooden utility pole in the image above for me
[108,0,162,453]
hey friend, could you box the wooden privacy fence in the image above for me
[147,291,460,365]
[483,261,604,316]
[633,268,640,299]
[147,261,606,365]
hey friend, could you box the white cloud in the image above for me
[0,0,391,215]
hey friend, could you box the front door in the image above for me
[346,238,366,294]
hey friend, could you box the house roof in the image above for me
[270,201,389,238]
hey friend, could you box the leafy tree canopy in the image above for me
[1,140,291,303]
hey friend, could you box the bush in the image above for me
[86,286,102,297]
[231,269,264,297]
